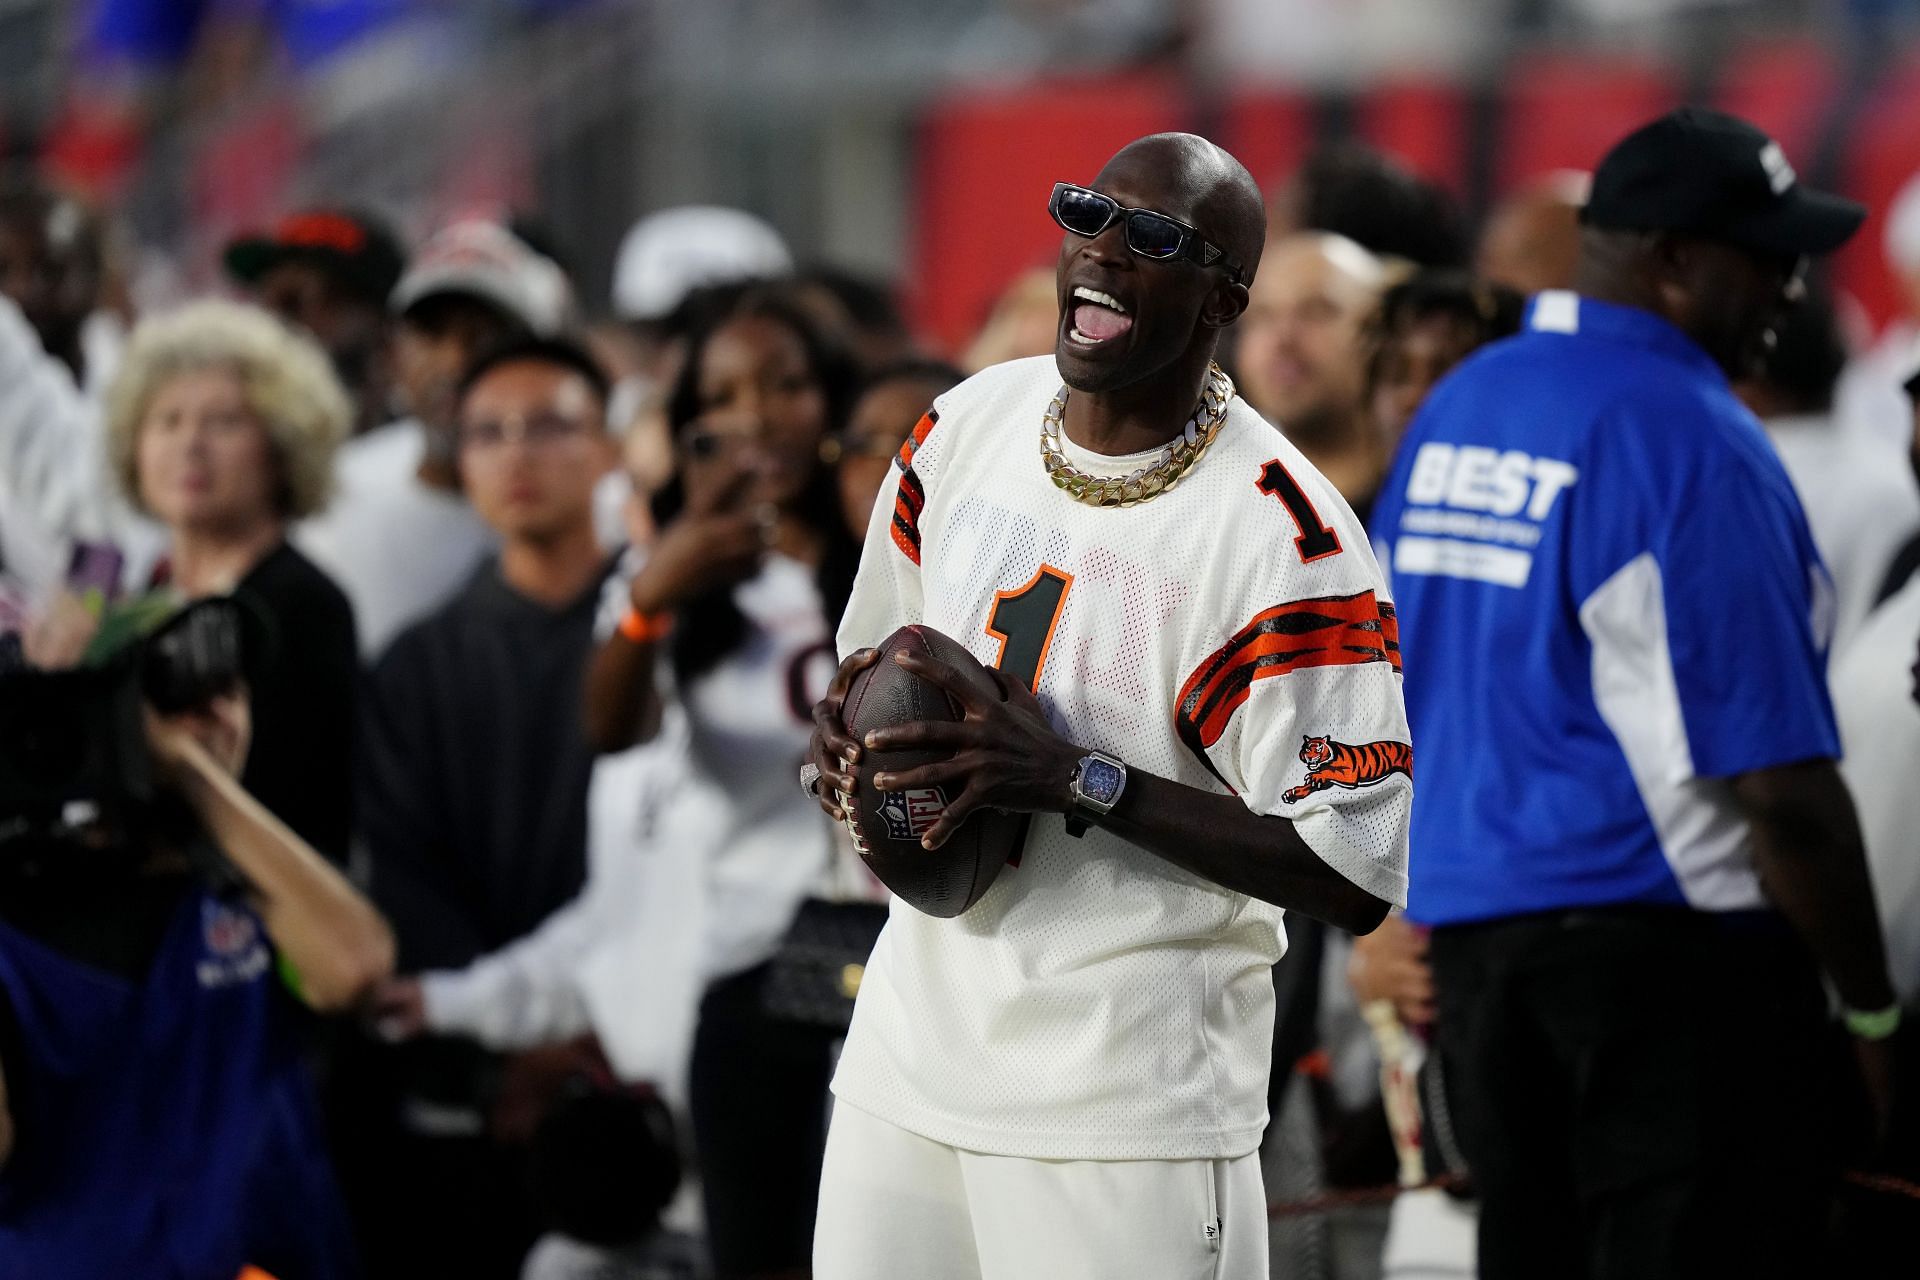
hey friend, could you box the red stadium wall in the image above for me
[1216,88,1315,204]
[1492,52,1681,195]
[1831,53,1920,333]
[1355,79,1470,195]
[909,73,1192,357]
[910,45,1920,357]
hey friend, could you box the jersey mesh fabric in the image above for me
[830,356,1411,1160]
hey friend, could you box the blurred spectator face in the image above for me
[458,360,613,543]
[253,260,389,430]
[395,294,526,433]
[135,368,280,535]
[683,314,830,512]
[256,260,384,360]
[964,267,1059,373]
[1478,174,1588,296]
[837,375,948,537]
[1235,233,1383,435]
[1371,313,1482,441]
[0,193,99,366]
[225,212,404,433]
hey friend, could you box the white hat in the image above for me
[391,220,573,336]
[1886,170,1920,278]
[611,206,792,322]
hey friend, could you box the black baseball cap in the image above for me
[1581,107,1864,257]
[224,209,407,304]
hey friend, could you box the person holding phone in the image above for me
[581,292,860,1280]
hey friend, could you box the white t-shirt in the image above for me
[830,355,1412,1161]
[1835,324,1919,459]
[614,554,841,980]
[420,711,725,1106]
[599,549,867,977]
[1765,413,1920,652]
[0,294,165,597]
[689,556,841,976]
[293,418,496,659]
[1832,577,1920,1005]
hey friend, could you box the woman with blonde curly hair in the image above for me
[106,298,360,863]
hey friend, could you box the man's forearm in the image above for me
[858,651,1393,933]
[1093,768,1391,934]
[178,746,395,1011]
[582,633,664,754]
[1737,760,1897,1013]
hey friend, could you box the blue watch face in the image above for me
[1080,757,1125,806]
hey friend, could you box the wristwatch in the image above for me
[1065,751,1128,837]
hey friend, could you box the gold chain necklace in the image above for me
[1040,363,1234,508]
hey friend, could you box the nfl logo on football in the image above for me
[879,787,947,841]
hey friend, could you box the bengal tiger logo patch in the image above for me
[1281,735,1412,804]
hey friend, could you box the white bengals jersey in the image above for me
[830,355,1412,1161]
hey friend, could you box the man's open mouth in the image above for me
[1067,286,1133,346]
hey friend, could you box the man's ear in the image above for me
[1201,280,1251,330]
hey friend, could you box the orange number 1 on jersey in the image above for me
[986,565,1073,690]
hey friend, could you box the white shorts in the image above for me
[812,1100,1270,1280]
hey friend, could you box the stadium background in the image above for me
[6,0,1920,352]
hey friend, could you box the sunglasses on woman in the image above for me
[1048,182,1248,286]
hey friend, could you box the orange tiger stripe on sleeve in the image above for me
[889,468,925,564]
[896,409,939,470]
[1175,590,1402,762]
[888,410,939,565]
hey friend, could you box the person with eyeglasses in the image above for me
[350,336,621,1277]
[806,132,1409,1280]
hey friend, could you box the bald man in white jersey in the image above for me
[805,133,1411,1280]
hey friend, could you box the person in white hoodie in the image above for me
[1836,169,1920,461]
[0,290,165,601]
[1832,352,1920,1010]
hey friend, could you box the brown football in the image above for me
[838,625,1029,917]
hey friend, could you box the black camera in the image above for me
[140,598,246,714]
[0,599,245,855]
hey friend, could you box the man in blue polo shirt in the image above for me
[1373,108,1902,1278]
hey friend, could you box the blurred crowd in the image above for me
[2,81,1920,1280]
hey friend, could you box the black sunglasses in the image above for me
[1049,182,1248,286]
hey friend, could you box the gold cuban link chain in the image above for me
[1040,363,1235,508]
